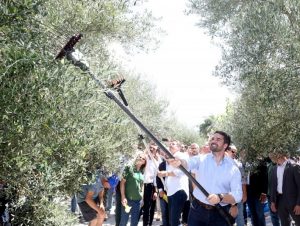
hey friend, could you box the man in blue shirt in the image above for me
[77,175,111,226]
[170,131,242,226]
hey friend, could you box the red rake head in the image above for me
[107,77,126,90]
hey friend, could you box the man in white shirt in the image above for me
[158,140,189,226]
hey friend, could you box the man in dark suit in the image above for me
[270,149,300,226]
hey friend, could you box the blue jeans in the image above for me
[188,199,231,226]
[105,188,114,211]
[236,202,245,226]
[247,195,266,226]
[120,199,141,226]
[168,190,187,226]
[159,197,169,226]
[267,196,280,226]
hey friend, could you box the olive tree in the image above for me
[189,0,300,157]
[0,0,179,224]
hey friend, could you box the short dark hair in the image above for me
[273,147,289,158]
[214,131,231,150]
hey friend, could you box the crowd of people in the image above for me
[71,131,300,226]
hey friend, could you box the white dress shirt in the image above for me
[166,151,189,198]
[276,160,287,194]
[144,155,161,185]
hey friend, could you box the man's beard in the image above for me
[210,143,221,152]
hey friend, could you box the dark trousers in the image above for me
[71,195,77,213]
[182,200,190,224]
[143,183,156,226]
[159,197,169,226]
[267,195,280,226]
[115,186,122,226]
[277,195,300,226]
[188,199,230,226]
[168,190,187,226]
[247,193,266,226]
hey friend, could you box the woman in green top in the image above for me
[120,152,147,226]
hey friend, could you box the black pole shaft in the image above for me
[107,89,207,193]
[59,41,234,225]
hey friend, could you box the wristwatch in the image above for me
[217,193,224,202]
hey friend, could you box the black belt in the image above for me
[194,198,216,210]
[193,198,230,211]
[144,183,154,185]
